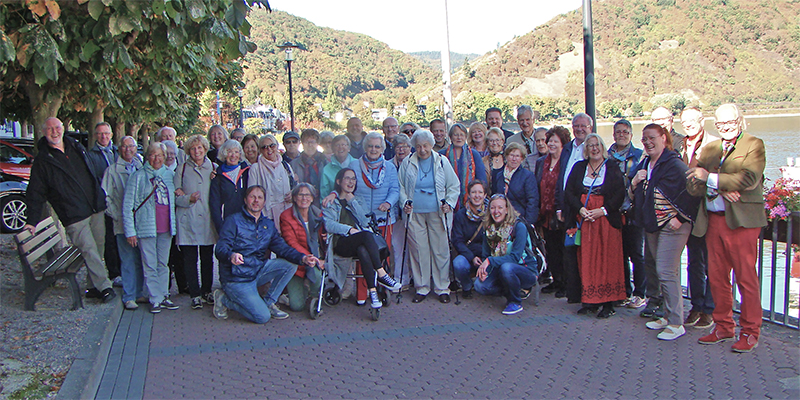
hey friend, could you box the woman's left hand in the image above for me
[477,259,490,281]
[666,218,682,231]
[378,202,391,212]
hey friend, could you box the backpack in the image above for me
[511,218,547,276]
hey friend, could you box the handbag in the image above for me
[564,160,605,247]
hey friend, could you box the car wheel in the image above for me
[1,195,27,233]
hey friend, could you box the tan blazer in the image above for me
[687,132,767,236]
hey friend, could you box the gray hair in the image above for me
[363,131,385,151]
[259,134,277,148]
[207,124,229,142]
[572,112,594,127]
[118,135,137,147]
[392,134,411,148]
[581,133,608,159]
[613,119,632,131]
[331,134,351,147]
[448,123,468,139]
[155,126,176,141]
[145,142,167,159]
[161,140,178,156]
[218,139,243,164]
[411,129,435,148]
[517,104,534,119]
[320,130,335,141]
[291,182,317,200]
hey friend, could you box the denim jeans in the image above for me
[621,224,646,298]
[686,234,715,314]
[474,262,537,304]
[117,233,144,302]
[452,255,475,291]
[221,258,297,324]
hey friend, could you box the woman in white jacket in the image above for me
[398,130,460,304]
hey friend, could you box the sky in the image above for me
[268,0,585,55]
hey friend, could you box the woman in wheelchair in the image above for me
[322,168,401,310]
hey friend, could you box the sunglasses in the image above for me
[401,129,415,134]
[260,143,278,150]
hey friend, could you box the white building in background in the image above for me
[371,108,388,122]
[0,120,32,138]
[242,104,284,132]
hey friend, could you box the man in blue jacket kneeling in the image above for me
[213,185,321,323]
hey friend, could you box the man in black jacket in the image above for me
[86,122,121,284]
[25,118,116,303]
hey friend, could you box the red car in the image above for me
[0,139,33,180]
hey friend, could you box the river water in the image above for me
[595,114,800,181]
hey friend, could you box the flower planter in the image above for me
[762,212,800,246]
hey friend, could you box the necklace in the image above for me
[588,160,603,177]
[419,157,433,178]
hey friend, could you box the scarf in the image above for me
[445,143,476,204]
[485,221,514,257]
[465,199,488,222]
[301,152,322,186]
[144,162,170,205]
[359,155,386,189]
[257,154,290,208]
[503,165,518,194]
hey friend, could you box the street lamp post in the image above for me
[237,88,244,128]
[278,42,300,132]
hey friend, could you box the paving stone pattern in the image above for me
[99,293,800,399]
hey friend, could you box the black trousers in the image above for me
[335,231,382,289]
[563,245,581,303]
[104,215,121,279]
[181,245,214,297]
[543,227,565,288]
[169,238,187,293]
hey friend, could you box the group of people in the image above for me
[24,102,766,353]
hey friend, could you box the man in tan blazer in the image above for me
[686,104,767,353]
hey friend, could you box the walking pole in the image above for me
[441,199,460,305]
[397,200,412,304]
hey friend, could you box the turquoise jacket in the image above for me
[123,162,177,239]
[320,154,355,198]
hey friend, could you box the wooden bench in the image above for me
[14,216,85,311]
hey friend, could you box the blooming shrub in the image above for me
[764,177,800,221]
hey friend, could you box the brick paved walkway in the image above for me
[95,292,800,399]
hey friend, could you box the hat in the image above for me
[283,131,300,142]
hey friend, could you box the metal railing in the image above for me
[748,211,799,329]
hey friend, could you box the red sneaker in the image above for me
[698,328,734,345]
[731,333,759,353]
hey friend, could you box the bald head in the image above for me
[382,117,399,140]
[43,117,65,149]
[680,108,705,138]
[651,107,673,132]
[714,103,744,140]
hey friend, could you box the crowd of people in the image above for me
[23,102,767,353]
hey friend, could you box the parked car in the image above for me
[0,171,27,233]
[0,139,34,180]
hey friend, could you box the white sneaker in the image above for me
[124,300,138,310]
[657,325,686,341]
[646,318,668,330]
[278,294,290,306]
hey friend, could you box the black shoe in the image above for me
[541,283,559,294]
[462,289,473,299]
[554,289,567,298]
[412,293,427,303]
[640,302,664,318]
[577,305,599,315]
[520,288,532,300]
[538,275,553,285]
[438,294,451,304]
[597,305,616,319]
[85,288,103,299]
[567,298,581,304]
[101,288,117,303]
[161,298,179,310]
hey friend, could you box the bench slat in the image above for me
[18,225,60,254]
[39,247,82,277]
[14,216,55,243]
[24,234,63,267]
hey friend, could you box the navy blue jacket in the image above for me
[563,159,625,230]
[632,148,700,233]
[452,207,484,261]
[491,167,539,224]
[216,208,304,283]
[209,163,250,233]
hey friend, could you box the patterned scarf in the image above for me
[465,198,488,222]
[445,143,476,204]
[359,155,386,189]
[485,221,514,257]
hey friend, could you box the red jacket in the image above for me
[280,206,323,278]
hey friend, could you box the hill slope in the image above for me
[452,0,800,108]
[408,51,481,73]
[242,9,439,109]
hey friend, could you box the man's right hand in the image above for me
[24,224,36,235]
[230,252,244,265]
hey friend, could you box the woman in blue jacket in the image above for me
[474,194,538,315]
[491,142,539,224]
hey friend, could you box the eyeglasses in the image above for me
[341,176,357,182]
[401,129,415,134]
[487,139,503,144]
[295,193,313,198]
[572,124,592,130]
[284,140,298,145]
[641,135,661,143]
[714,119,739,131]
[586,144,601,149]
[366,144,383,150]
[260,143,277,150]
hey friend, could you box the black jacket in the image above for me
[452,207,484,261]
[86,142,118,181]
[26,136,107,226]
[563,159,625,230]
[632,148,700,233]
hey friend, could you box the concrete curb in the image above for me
[57,290,123,400]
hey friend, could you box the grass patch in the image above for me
[9,372,60,400]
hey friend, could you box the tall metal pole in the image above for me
[582,0,596,130]
[287,59,295,132]
[441,0,453,127]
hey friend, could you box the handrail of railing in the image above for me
[752,211,798,329]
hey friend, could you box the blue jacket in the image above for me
[483,221,537,274]
[122,162,176,239]
[209,163,250,232]
[215,208,304,283]
[491,167,539,224]
[452,207,484,261]
[348,157,400,225]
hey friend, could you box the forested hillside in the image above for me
[241,9,438,115]
[408,51,481,73]
[454,0,800,115]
